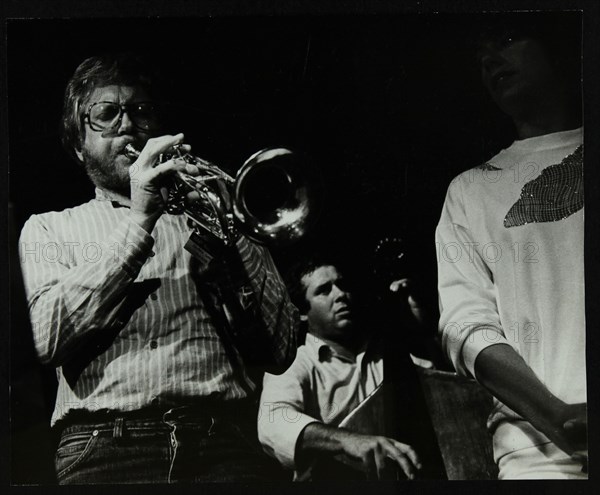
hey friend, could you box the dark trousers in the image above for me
[55,406,285,484]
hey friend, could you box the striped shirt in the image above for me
[19,188,299,426]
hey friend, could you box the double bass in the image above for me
[304,238,447,481]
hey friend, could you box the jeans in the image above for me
[55,406,285,484]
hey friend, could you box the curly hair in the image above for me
[61,53,160,164]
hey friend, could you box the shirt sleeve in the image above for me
[19,213,155,366]
[435,178,510,379]
[257,355,320,469]
[228,236,300,369]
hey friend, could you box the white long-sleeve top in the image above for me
[436,128,585,459]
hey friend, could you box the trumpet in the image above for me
[124,144,320,247]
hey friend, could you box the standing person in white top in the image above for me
[436,13,586,479]
[258,257,423,480]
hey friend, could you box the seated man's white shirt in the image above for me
[258,333,383,471]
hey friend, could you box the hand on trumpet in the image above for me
[128,133,202,234]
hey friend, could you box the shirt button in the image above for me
[150,293,158,300]
[149,251,155,257]
[150,340,158,349]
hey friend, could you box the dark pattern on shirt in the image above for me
[504,145,583,228]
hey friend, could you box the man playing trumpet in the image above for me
[19,52,299,483]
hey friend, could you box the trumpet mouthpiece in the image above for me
[124,144,141,159]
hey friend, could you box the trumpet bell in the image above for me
[126,142,321,247]
[233,148,322,245]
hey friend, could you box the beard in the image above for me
[81,147,131,197]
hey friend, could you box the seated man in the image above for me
[257,257,423,480]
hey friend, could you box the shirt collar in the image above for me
[305,332,368,364]
[95,187,130,209]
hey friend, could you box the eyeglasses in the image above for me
[84,101,161,132]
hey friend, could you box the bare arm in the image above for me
[474,343,586,456]
[297,422,422,480]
